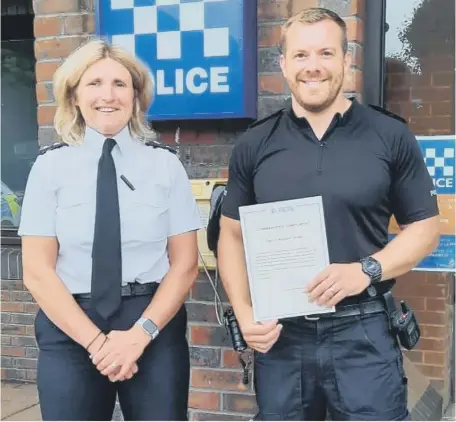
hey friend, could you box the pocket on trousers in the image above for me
[331,312,408,418]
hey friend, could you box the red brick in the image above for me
[404,350,423,363]
[23,304,39,313]
[412,87,453,102]
[415,311,446,325]
[416,364,444,379]
[195,131,217,144]
[34,0,80,14]
[222,393,258,413]
[393,280,446,299]
[34,17,61,37]
[1,325,27,335]
[431,102,453,116]
[422,325,447,339]
[258,25,282,48]
[178,129,198,143]
[351,0,365,18]
[345,17,363,43]
[291,0,319,16]
[424,352,446,366]
[1,303,24,313]
[418,337,447,352]
[431,72,454,87]
[36,82,54,103]
[189,391,220,411]
[35,36,87,60]
[36,61,61,82]
[64,14,95,35]
[343,68,362,93]
[191,369,244,391]
[38,105,57,126]
[259,74,286,94]
[1,347,26,357]
[190,326,230,347]
[258,0,289,20]
[222,349,241,369]
[410,116,453,132]
[426,298,446,312]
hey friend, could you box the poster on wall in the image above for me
[389,135,455,272]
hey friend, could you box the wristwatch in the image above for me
[136,317,159,340]
[360,256,382,296]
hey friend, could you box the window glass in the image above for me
[1,38,39,230]
[384,0,455,135]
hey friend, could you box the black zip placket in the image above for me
[314,114,341,175]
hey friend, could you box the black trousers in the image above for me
[253,310,409,421]
[34,292,189,421]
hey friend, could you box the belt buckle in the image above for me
[304,315,320,321]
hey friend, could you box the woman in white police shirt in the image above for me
[18,38,202,421]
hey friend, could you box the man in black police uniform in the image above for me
[217,7,440,421]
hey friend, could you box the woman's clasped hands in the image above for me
[87,326,152,382]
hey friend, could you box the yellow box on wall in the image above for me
[190,178,227,270]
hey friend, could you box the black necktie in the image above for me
[91,138,122,319]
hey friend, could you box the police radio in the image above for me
[383,290,421,350]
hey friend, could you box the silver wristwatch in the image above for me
[136,317,159,340]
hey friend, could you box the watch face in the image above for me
[143,319,158,337]
[366,260,379,273]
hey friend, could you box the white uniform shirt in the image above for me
[18,126,202,294]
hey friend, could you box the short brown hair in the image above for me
[280,8,348,54]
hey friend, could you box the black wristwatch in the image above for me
[360,256,382,284]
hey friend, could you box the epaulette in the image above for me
[368,104,407,124]
[38,142,69,155]
[248,108,286,130]
[145,140,177,154]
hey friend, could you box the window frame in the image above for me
[363,0,387,107]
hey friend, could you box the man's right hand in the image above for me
[238,307,283,354]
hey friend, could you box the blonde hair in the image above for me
[53,38,154,144]
[281,8,348,55]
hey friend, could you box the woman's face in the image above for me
[75,58,135,137]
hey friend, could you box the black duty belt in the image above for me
[303,297,386,320]
[73,282,159,300]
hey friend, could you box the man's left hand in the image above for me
[91,326,151,382]
[305,263,370,307]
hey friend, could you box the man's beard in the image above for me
[291,71,344,113]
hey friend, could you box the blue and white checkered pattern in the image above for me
[423,147,455,178]
[107,0,230,60]
[418,138,455,195]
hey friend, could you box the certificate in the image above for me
[239,196,335,321]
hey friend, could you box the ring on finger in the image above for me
[110,362,118,369]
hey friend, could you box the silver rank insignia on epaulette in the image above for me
[145,140,177,154]
[38,142,69,155]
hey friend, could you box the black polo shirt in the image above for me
[222,99,439,265]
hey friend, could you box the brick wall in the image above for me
[3,0,450,418]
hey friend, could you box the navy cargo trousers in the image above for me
[253,308,410,421]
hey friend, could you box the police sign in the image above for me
[96,0,257,120]
[389,135,456,272]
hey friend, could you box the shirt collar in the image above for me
[287,96,358,129]
[83,125,138,155]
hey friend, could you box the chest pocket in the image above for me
[120,180,169,243]
[56,184,95,245]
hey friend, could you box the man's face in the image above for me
[280,19,350,113]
